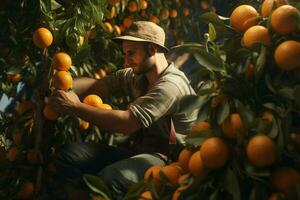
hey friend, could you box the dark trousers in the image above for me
[54,142,166,199]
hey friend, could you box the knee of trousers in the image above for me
[97,154,166,198]
[54,144,83,179]
[98,166,132,199]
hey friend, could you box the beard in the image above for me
[132,56,154,75]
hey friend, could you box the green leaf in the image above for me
[40,0,51,14]
[171,43,224,72]
[265,73,276,93]
[123,181,147,200]
[223,167,240,200]
[235,100,255,130]
[245,163,271,178]
[82,174,112,200]
[216,98,230,125]
[186,132,208,147]
[199,12,227,26]
[278,87,294,100]
[197,103,210,122]
[208,23,216,41]
[255,46,267,82]
[199,12,231,37]
[177,95,210,115]
[267,119,279,139]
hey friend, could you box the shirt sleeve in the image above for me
[102,68,133,97]
[129,81,181,128]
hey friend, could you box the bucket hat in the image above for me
[114,21,169,52]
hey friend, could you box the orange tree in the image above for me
[81,0,300,199]
[145,0,300,199]
[0,0,217,199]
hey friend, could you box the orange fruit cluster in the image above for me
[80,94,113,130]
[43,52,73,120]
[230,3,300,71]
[141,135,230,199]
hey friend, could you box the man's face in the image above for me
[122,40,153,75]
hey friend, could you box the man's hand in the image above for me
[48,90,81,116]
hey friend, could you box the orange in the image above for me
[270,167,299,192]
[114,25,121,36]
[16,101,34,115]
[242,25,272,48]
[7,146,19,162]
[94,68,106,79]
[246,135,277,167]
[106,6,116,20]
[230,5,259,32]
[261,0,287,17]
[221,113,246,139]
[170,9,178,18]
[43,104,59,120]
[83,94,103,107]
[12,130,23,145]
[274,40,300,71]
[17,181,34,200]
[200,137,230,169]
[123,17,133,28]
[172,185,188,200]
[87,29,97,39]
[161,165,182,185]
[191,121,211,132]
[160,9,169,20]
[139,191,152,200]
[188,150,209,177]
[183,7,190,17]
[268,193,284,200]
[140,0,148,10]
[271,5,300,35]
[79,36,84,46]
[200,1,209,9]
[258,111,274,131]
[27,149,40,165]
[97,103,112,110]
[144,165,161,189]
[149,15,160,24]
[246,63,255,77]
[7,73,22,82]
[52,71,73,91]
[32,27,53,48]
[103,22,113,33]
[52,52,72,71]
[262,111,273,123]
[178,147,194,173]
[128,1,138,12]
[80,119,90,130]
[97,68,107,79]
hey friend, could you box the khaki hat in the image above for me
[114,21,169,52]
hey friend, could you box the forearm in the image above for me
[73,77,109,99]
[73,102,142,135]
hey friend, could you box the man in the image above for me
[49,21,198,199]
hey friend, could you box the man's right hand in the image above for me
[48,90,81,116]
